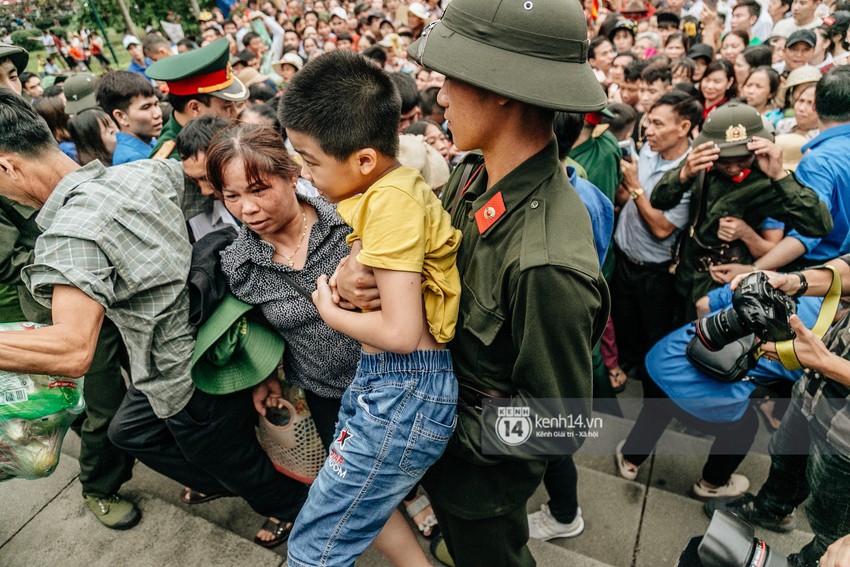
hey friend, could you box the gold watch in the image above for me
[630,187,644,200]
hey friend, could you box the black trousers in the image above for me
[542,455,579,524]
[610,252,679,373]
[303,389,343,450]
[108,386,308,521]
[621,376,760,486]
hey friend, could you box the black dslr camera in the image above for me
[696,272,797,352]
[677,510,790,567]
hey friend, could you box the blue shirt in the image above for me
[648,285,819,422]
[788,123,850,261]
[112,132,155,166]
[614,145,690,264]
[568,165,613,265]
[128,58,153,82]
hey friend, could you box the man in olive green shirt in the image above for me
[337,1,610,564]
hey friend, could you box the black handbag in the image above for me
[685,329,758,382]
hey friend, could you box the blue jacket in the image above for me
[112,132,155,166]
[568,165,614,266]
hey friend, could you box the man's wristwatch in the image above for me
[630,187,645,200]
[790,271,808,298]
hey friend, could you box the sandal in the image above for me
[180,486,233,505]
[253,517,292,548]
[615,440,639,481]
[405,493,439,539]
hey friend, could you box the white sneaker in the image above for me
[528,504,584,541]
[692,474,751,499]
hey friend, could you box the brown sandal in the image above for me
[253,517,293,548]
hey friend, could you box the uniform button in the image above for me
[530,200,539,209]
[468,212,475,221]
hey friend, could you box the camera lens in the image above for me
[696,308,750,351]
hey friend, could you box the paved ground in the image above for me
[0,382,814,567]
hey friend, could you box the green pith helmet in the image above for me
[145,38,248,102]
[694,102,775,158]
[0,42,29,75]
[407,0,607,112]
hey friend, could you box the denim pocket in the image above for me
[356,384,405,427]
[400,411,456,478]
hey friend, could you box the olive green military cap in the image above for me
[407,0,607,112]
[0,42,29,75]
[695,102,774,158]
[145,38,248,101]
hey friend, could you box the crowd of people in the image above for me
[1,0,850,565]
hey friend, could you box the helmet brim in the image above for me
[409,21,607,113]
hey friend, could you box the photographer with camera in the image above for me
[651,101,833,321]
[707,257,850,567]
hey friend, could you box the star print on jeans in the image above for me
[335,428,355,449]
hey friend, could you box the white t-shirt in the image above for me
[771,16,822,38]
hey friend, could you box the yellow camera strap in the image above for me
[775,264,841,370]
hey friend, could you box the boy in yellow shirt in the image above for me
[280,50,460,566]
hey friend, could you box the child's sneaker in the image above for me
[527,504,584,541]
[692,474,750,499]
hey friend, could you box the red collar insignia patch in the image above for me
[335,428,354,449]
[730,168,752,184]
[474,191,506,234]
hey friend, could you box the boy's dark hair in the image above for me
[389,72,419,114]
[589,35,612,61]
[243,31,262,46]
[552,112,586,161]
[19,71,35,87]
[240,102,282,134]
[42,84,64,98]
[176,38,198,51]
[815,66,850,123]
[280,50,400,160]
[673,81,700,98]
[602,103,638,139]
[96,71,158,123]
[176,114,232,161]
[624,60,649,83]
[248,81,276,102]
[418,86,443,115]
[168,93,213,113]
[649,90,703,133]
[0,90,58,156]
[362,45,387,67]
[641,62,673,85]
[733,0,761,19]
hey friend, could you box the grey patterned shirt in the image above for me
[22,159,195,419]
[221,194,360,398]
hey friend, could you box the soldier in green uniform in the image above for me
[336,1,609,565]
[146,38,248,161]
[650,102,832,319]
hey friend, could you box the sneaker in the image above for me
[703,493,796,533]
[528,504,585,541]
[84,494,142,530]
[615,439,639,481]
[692,474,750,499]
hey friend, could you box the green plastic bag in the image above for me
[0,322,85,481]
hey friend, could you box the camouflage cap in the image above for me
[694,102,774,158]
[0,42,29,74]
[408,0,606,112]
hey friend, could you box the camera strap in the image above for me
[772,264,842,370]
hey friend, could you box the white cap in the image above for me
[122,35,141,49]
[330,7,348,21]
[407,2,429,20]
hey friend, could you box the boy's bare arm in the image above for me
[314,267,424,353]
[330,240,381,310]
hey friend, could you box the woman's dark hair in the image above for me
[722,30,750,48]
[403,119,442,136]
[741,45,773,69]
[205,123,299,194]
[665,32,688,49]
[32,95,71,143]
[671,57,696,81]
[745,65,781,102]
[701,60,738,101]
[239,103,282,133]
[69,108,114,166]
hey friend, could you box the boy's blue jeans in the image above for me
[287,349,457,567]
